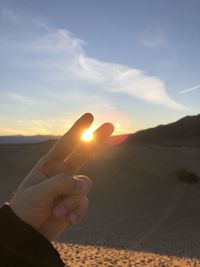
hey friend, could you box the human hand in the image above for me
[10,113,114,240]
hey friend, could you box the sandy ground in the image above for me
[1,144,200,266]
[53,242,200,267]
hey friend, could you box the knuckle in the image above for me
[60,172,73,185]
[54,172,74,195]
[66,195,79,204]
[77,175,92,189]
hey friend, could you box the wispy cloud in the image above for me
[1,9,23,27]
[0,10,186,111]
[140,22,166,48]
[9,93,34,105]
[179,84,200,94]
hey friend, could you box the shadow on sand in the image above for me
[1,143,200,260]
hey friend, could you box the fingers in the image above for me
[36,113,93,178]
[30,173,91,200]
[45,113,94,161]
[53,175,92,218]
[93,122,115,142]
[66,197,89,224]
[22,113,113,188]
[38,196,89,240]
[36,114,113,178]
[64,122,114,175]
[38,174,91,241]
[75,175,92,195]
[53,195,84,219]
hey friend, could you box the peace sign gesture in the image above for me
[10,113,114,240]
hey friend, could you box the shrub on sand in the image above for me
[176,169,199,184]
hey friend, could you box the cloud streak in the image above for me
[0,10,186,111]
[179,84,200,94]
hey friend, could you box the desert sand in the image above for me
[0,142,200,266]
[53,242,200,266]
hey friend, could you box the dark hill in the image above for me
[127,114,200,146]
[0,135,58,144]
[0,114,199,146]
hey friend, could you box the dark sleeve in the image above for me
[0,204,65,267]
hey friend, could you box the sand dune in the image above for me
[54,242,200,266]
[0,143,200,266]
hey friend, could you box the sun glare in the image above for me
[81,128,94,142]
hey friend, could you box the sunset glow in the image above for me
[0,2,198,137]
[81,129,94,142]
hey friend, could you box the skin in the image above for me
[10,113,114,241]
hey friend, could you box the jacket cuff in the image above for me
[0,204,64,267]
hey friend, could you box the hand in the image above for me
[10,113,114,240]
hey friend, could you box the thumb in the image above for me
[29,173,87,201]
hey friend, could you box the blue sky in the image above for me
[0,0,200,135]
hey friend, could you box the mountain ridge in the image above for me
[0,114,199,146]
[127,113,200,146]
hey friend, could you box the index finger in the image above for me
[22,113,94,187]
[37,119,114,179]
[44,113,94,161]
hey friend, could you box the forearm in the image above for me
[0,204,64,267]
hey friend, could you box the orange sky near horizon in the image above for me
[0,111,133,136]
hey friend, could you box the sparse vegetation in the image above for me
[176,169,199,184]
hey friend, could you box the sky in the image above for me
[0,0,200,136]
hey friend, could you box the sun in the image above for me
[81,128,94,142]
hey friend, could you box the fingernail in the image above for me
[53,205,68,218]
[67,212,77,223]
[74,179,85,191]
